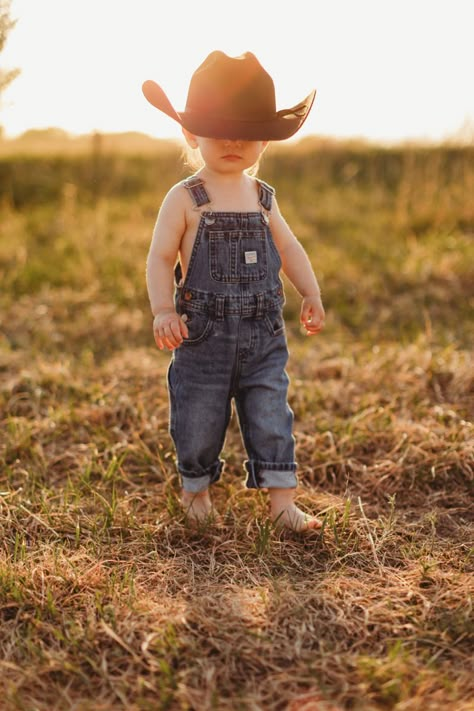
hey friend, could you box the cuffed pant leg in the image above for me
[180,460,224,493]
[235,357,297,490]
[168,359,232,492]
[244,460,298,489]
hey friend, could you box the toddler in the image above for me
[143,51,325,532]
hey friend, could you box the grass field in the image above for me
[0,137,473,710]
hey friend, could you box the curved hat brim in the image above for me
[142,80,316,141]
[142,80,182,123]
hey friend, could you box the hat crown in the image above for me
[185,51,277,121]
[142,50,316,141]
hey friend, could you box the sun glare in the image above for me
[1,0,473,143]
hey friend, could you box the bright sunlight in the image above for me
[1,0,473,143]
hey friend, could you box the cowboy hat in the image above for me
[142,51,316,141]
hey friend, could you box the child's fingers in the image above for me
[159,332,180,351]
[301,321,323,335]
[300,302,312,324]
[304,322,324,335]
[154,331,174,350]
[300,298,325,335]
[154,332,165,350]
[167,320,184,344]
[300,304,323,325]
[153,315,186,349]
[152,312,189,351]
[300,308,325,335]
[164,336,178,350]
[179,315,189,339]
[153,325,176,350]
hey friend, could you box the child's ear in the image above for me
[182,128,199,149]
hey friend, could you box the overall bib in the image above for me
[168,176,298,493]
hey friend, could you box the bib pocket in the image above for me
[208,230,268,283]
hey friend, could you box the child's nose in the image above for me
[224,139,242,148]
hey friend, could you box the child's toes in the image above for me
[304,515,323,530]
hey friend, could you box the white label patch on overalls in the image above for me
[245,251,258,264]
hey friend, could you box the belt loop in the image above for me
[215,294,225,321]
[255,293,265,318]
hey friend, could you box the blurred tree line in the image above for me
[0,0,19,112]
[0,142,472,220]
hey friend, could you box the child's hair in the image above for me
[181,142,263,177]
[181,143,204,173]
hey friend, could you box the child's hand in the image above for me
[300,294,325,336]
[153,309,189,350]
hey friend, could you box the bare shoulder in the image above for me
[154,182,191,233]
[268,194,288,227]
[150,182,190,256]
[159,181,190,214]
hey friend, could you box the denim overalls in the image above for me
[167,175,298,493]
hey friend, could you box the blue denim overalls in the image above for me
[167,175,298,493]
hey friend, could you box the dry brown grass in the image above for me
[1,337,472,710]
[0,141,473,710]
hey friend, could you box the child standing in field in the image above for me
[143,51,325,532]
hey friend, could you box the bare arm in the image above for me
[146,185,189,350]
[269,197,325,335]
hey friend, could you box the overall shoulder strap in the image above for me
[182,176,211,208]
[256,179,275,212]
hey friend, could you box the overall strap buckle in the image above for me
[183,176,211,208]
[256,179,275,212]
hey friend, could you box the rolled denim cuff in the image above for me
[259,469,298,489]
[244,460,297,490]
[179,460,223,492]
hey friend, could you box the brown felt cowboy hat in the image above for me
[142,51,316,141]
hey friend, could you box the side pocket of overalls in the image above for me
[180,309,214,346]
[264,310,285,337]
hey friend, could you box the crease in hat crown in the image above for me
[142,50,316,141]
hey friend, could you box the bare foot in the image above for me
[272,503,322,532]
[269,488,322,533]
[181,489,215,523]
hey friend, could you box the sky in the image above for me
[1,0,473,144]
